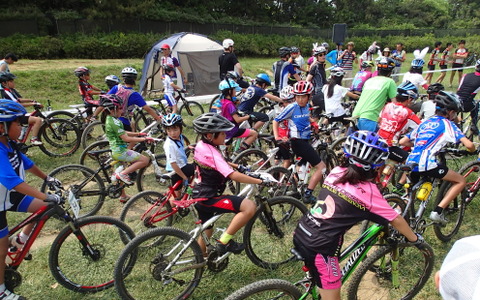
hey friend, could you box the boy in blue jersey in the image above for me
[273,81,326,204]
[0,100,62,300]
[400,91,475,224]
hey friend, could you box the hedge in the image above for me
[1,31,479,59]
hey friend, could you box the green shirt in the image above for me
[105,115,127,153]
[352,76,397,122]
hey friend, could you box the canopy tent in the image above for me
[139,32,223,97]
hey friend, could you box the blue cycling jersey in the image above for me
[274,102,311,139]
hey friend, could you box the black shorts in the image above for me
[411,165,448,184]
[0,192,36,238]
[452,63,464,71]
[440,64,448,70]
[170,164,195,190]
[19,115,29,126]
[460,97,476,112]
[194,195,245,224]
[427,64,436,71]
[245,111,269,123]
[275,141,292,160]
[290,139,321,166]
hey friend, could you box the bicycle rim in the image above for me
[179,101,204,128]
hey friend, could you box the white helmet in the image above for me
[121,67,137,78]
[222,39,234,49]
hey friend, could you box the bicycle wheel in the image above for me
[47,110,83,129]
[79,140,111,170]
[232,149,270,193]
[208,94,221,111]
[346,243,434,300]
[317,147,339,175]
[265,166,299,199]
[48,216,135,293]
[119,190,174,240]
[41,164,106,217]
[179,100,204,128]
[38,118,81,157]
[114,227,204,300]
[457,159,480,206]
[244,196,307,269]
[330,136,347,165]
[136,154,167,192]
[81,120,105,149]
[224,279,302,300]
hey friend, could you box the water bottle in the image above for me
[19,127,27,141]
[382,161,394,176]
[298,164,307,182]
[416,182,432,201]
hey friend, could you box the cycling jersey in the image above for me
[322,84,349,117]
[0,141,34,211]
[453,48,468,64]
[162,74,174,96]
[108,85,147,125]
[78,79,99,106]
[274,102,311,139]
[0,60,10,73]
[350,70,373,92]
[439,48,451,67]
[192,140,235,199]
[161,55,180,79]
[308,63,326,95]
[457,72,480,100]
[293,166,398,256]
[238,85,267,112]
[402,72,428,91]
[378,102,421,146]
[428,47,441,65]
[352,76,397,122]
[406,115,464,172]
[164,136,188,171]
[273,60,296,91]
[0,88,21,102]
[219,52,239,80]
[105,115,127,154]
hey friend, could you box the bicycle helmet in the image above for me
[0,99,26,123]
[291,47,300,53]
[279,85,294,102]
[218,78,239,91]
[162,113,183,128]
[313,46,327,56]
[222,39,234,49]
[397,81,419,100]
[343,130,389,170]
[255,73,271,86]
[105,75,120,87]
[427,83,445,95]
[330,67,345,78]
[292,81,314,95]
[225,71,239,80]
[0,72,16,83]
[163,64,175,73]
[411,59,425,68]
[193,112,235,134]
[121,67,138,78]
[475,59,480,71]
[100,94,123,109]
[376,57,396,71]
[321,42,330,49]
[361,61,374,69]
[279,47,292,57]
[74,66,90,78]
[435,91,462,112]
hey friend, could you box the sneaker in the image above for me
[216,239,245,255]
[30,138,42,146]
[429,211,448,225]
[0,289,26,300]
[10,235,31,261]
[303,193,317,205]
[115,172,132,185]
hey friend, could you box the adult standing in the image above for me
[449,40,469,88]
[306,46,327,118]
[219,39,249,89]
[457,59,480,134]
[0,53,18,73]
[326,43,343,67]
[159,44,187,86]
[425,41,442,84]
[272,47,301,94]
[338,41,357,86]
[391,43,407,83]
[436,42,453,84]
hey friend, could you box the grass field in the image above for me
[6,57,479,299]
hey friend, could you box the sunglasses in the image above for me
[316,53,326,57]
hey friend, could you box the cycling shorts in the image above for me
[233,128,252,139]
[290,139,321,167]
[459,97,476,112]
[112,149,142,162]
[0,192,36,239]
[388,146,409,162]
[452,63,464,71]
[170,164,195,190]
[275,141,292,160]
[427,64,436,71]
[19,116,29,126]
[165,94,176,107]
[194,195,245,224]
[440,64,448,70]
[245,111,269,123]
[411,165,449,184]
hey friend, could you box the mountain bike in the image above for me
[225,223,434,300]
[4,183,135,294]
[46,102,105,132]
[464,51,479,67]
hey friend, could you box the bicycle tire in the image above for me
[79,140,111,170]
[244,196,308,269]
[38,118,81,157]
[208,94,221,111]
[41,164,106,217]
[265,166,299,199]
[232,148,270,194]
[133,109,155,132]
[114,227,204,300]
[81,120,105,149]
[457,159,480,206]
[318,147,339,175]
[346,243,434,300]
[135,153,167,192]
[330,136,347,165]
[224,278,302,300]
[48,216,135,293]
[47,110,83,129]
[179,100,204,128]
[119,190,174,243]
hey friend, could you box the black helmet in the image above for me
[427,83,445,95]
[0,72,16,83]
[435,91,462,112]
[278,47,291,57]
[74,66,90,78]
[377,57,396,72]
[193,113,235,134]
[163,64,175,73]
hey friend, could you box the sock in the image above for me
[240,142,249,151]
[219,232,233,245]
[0,283,5,293]
[434,206,444,214]
[18,232,28,244]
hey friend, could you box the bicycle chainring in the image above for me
[416,219,427,234]
[5,268,22,291]
[150,255,168,281]
[206,250,229,272]
[107,184,123,198]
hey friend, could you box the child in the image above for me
[162,64,184,114]
[0,99,62,300]
[74,66,104,121]
[449,40,469,88]
[105,74,120,91]
[402,59,429,92]
[293,130,425,300]
[400,91,476,224]
[273,80,327,204]
[419,83,444,121]
[192,112,260,255]
[276,85,295,169]
[350,61,374,93]
[162,113,194,199]
[425,41,442,84]
[436,43,453,84]
[102,94,152,202]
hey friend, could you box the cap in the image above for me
[161,44,170,50]
[438,235,480,300]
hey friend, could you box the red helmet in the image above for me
[292,81,313,95]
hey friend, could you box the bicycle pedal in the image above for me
[24,254,32,261]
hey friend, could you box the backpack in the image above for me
[115,85,134,117]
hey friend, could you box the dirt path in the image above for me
[13,59,144,72]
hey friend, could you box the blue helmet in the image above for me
[411,59,425,68]
[162,113,183,127]
[397,81,419,100]
[218,78,239,91]
[343,130,389,170]
[255,73,271,86]
[0,99,27,122]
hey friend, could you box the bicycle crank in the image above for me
[5,267,22,291]
[206,250,229,272]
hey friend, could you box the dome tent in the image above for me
[139,32,223,97]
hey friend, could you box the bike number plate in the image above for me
[68,190,80,218]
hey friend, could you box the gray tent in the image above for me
[139,32,223,96]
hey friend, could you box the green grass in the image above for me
[7,57,478,299]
